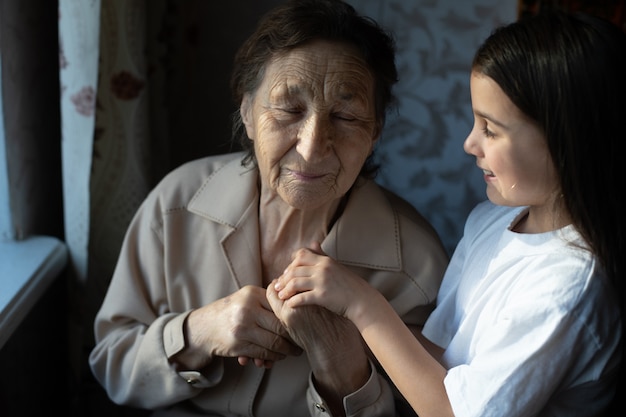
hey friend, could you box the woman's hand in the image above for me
[174,285,302,371]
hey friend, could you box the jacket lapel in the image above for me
[323,179,402,271]
[187,158,263,288]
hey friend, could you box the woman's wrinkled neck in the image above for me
[257,183,349,285]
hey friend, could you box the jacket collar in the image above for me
[187,157,258,228]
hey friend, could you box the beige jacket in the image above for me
[89,152,448,417]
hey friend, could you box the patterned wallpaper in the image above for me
[349,0,517,254]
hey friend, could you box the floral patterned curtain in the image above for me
[58,0,101,283]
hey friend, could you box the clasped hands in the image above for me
[241,243,368,370]
[180,244,368,377]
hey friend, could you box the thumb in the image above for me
[308,240,325,255]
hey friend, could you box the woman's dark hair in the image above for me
[230,0,398,178]
[473,10,626,407]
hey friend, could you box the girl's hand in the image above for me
[271,242,374,322]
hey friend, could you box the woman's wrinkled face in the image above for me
[240,40,378,210]
[464,71,558,208]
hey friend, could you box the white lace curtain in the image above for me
[58,0,101,283]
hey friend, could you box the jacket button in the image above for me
[186,377,199,385]
[313,402,327,412]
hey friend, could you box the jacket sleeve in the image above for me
[88,192,220,408]
[306,360,397,417]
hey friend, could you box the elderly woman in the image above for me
[89,1,448,416]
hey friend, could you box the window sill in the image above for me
[0,235,68,350]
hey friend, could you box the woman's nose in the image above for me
[297,115,331,161]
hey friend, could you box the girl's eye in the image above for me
[482,126,496,138]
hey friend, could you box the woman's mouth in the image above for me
[289,169,325,181]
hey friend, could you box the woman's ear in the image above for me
[240,93,255,140]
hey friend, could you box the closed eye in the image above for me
[482,126,496,138]
[281,107,303,114]
[333,113,356,121]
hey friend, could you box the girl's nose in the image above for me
[463,127,480,156]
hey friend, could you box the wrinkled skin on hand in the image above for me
[176,285,302,371]
[267,286,362,355]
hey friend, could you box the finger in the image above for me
[308,240,325,255]
[282,290,317,308]
[290,246,322,265]
[235,342,291,363]
[227,295,301,359]
[253,307,303,356]
[237,356,275,369]
[276,266,317,298]
[266,282,282,310]
[271,277,317,307]
[254,358,275,368]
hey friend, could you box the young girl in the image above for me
[268,11,625,417]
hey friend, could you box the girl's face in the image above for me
[240,40,378,210]
[464,71,560,211]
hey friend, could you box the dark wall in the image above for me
[153,1,283,171]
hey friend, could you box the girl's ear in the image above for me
[240,94,255,140]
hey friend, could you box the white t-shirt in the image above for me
[422,201,621,417]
